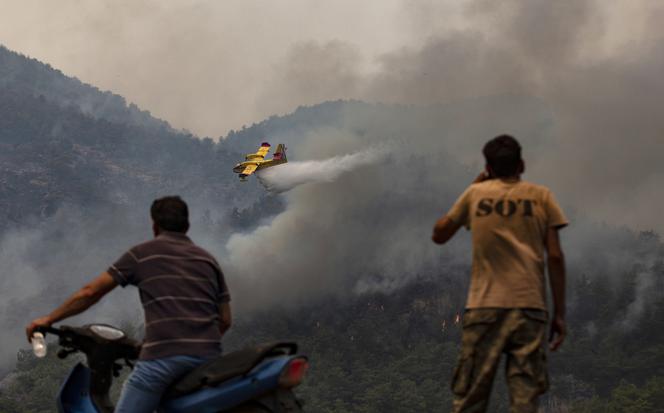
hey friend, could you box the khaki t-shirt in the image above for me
[447,179,568,310]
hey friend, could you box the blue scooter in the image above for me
[35,324,308,412]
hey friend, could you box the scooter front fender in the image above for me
[57,363,98,413]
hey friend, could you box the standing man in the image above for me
[26,196,231,413]
[432,135,568,413]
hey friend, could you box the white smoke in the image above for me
[618,233,663,331]
[256,148,388,193]
[621,265,656,330]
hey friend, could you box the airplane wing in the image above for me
[240,164,258,177]
[246,143,271,160]
[256,145,270,158]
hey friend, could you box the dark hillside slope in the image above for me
[0,45,172,132]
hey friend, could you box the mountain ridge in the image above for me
[0,45,175,134]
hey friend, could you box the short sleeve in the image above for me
[108,249,139,287]
[544,189,569,229]
[447,186,473,229]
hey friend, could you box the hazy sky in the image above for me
[0,0,437,137]
[0,0,646,138]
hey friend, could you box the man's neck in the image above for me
[498,175,521,183]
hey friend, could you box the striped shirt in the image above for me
[108,231,230,360]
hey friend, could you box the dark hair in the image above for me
[482,134,522,177]
[150,196,189,233]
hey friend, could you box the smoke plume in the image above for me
[256,149,388,193]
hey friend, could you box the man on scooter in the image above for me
[432,135,568,413]
[26,196,232,412]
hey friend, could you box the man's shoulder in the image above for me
[468,180,555,204]
[125,236,192,257]
[126,236,220,265]
[183,242,222,270]
[123,238,162,260]
[464,181,488,194]
[520,180,550,190]
[518,180,555,198]
[190,244,218,261]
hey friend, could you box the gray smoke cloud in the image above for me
[564,219,664,331]
[0,208,144,372]
[257,0,664,233]
[223,105,545,310]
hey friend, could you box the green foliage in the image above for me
[572,377,664,413]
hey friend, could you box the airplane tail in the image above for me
[272,144,287,163]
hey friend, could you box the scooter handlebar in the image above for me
[34,325,64,337]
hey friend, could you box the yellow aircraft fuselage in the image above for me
[233,142,287,180]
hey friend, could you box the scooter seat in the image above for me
[165,342,297,399]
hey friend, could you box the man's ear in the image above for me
[152,222,160,237]
[518,159,525,175]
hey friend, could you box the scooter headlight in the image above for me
[89,324,126,341]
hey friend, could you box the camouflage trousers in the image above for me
[451,308,549,413]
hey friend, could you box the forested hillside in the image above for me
[0,79,243,230]
[0,45,663,412]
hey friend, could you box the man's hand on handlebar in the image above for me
[26,316,54,343]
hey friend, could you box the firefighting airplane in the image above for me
[232,142,287,181]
